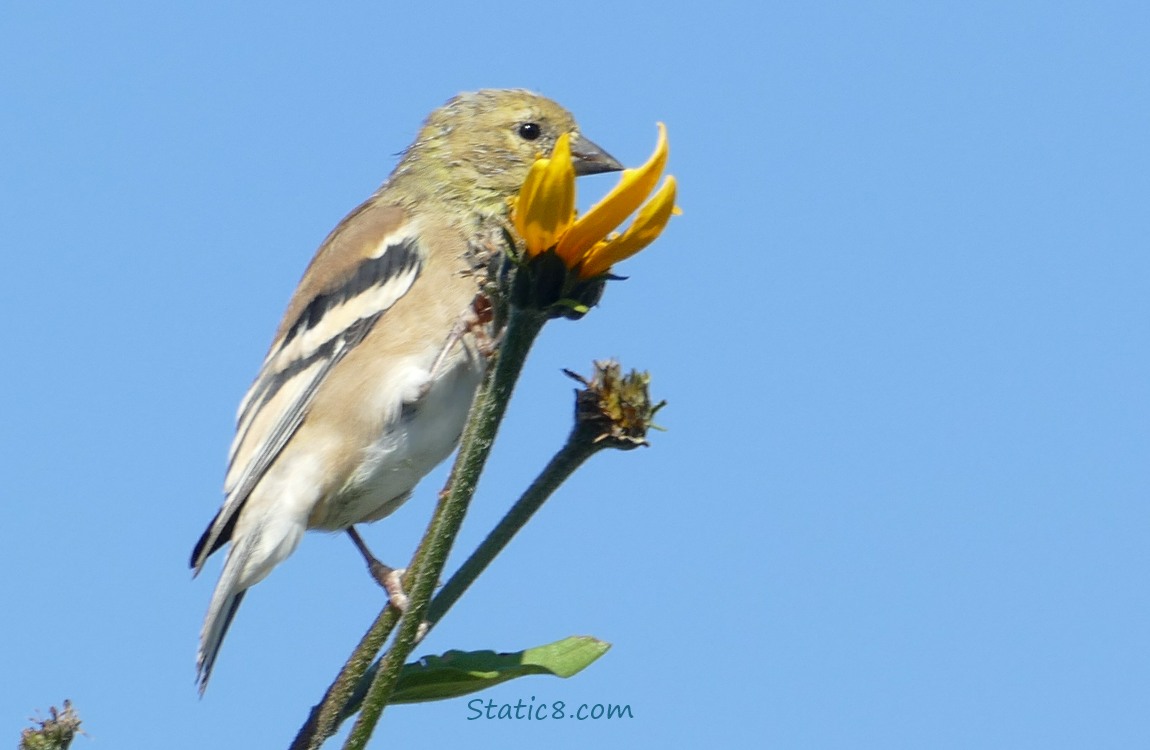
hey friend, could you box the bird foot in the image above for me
[468,293,504,359]
[425,294,501,385]
[369,563,431,640]
[368,562,410,612]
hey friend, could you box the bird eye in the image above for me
[517,122,542,141]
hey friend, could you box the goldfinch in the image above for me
[190,89,622,691]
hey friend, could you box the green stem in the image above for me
[427,429,606,627]
[291,420,606,748]
[341,307,548,750]
[288,606,400,750]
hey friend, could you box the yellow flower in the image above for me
[512,124,678,279]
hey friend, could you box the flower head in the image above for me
[512,124,678,280]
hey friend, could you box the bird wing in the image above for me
[191,200,424,570]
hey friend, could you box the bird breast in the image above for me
[309,345,485,530]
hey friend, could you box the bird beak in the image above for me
[570,134,624,176]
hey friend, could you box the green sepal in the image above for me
[508,249,607,320]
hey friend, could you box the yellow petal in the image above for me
[512,133,575,254]
[556,123,669,264]
[512,160,548,247]
[579,175,677,278]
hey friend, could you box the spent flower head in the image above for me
[565,360,665,449]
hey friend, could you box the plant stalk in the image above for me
[340,307,547,750]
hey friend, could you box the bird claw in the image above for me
[468,293,502,359]
[369,563,410,612]
[371,564,430,640]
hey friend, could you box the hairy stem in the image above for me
[341,307,547,750]
[427,430,606,627]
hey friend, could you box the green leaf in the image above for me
[388,636,611,704]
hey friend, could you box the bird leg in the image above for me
[426,292,502,385]
[346,527,409,612]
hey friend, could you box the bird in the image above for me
[190,89,623,691]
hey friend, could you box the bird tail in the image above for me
[196,543,252,694]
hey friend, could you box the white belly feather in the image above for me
[315,350,484,529]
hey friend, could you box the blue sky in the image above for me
[4,1,1149,748]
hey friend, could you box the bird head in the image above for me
[391,89,623,214]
